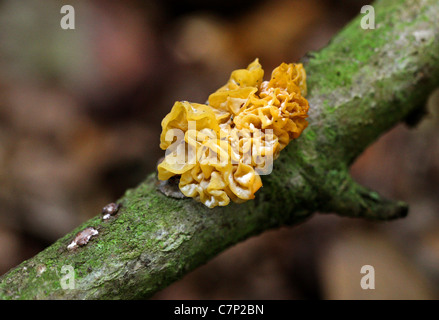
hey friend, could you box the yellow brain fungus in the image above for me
[157,59,309,208]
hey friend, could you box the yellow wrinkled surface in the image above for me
[158,59,309,208]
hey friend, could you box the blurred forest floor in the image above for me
[0,0,439,299]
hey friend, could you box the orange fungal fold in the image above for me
[158,59,309,208]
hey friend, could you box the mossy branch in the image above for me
[1,0,439,299]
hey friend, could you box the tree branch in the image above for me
[1,0,439,299]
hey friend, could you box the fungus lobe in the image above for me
[157,59,309,208]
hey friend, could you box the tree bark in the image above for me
[1,0,438,299]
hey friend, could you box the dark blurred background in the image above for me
[1,0,439,299]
